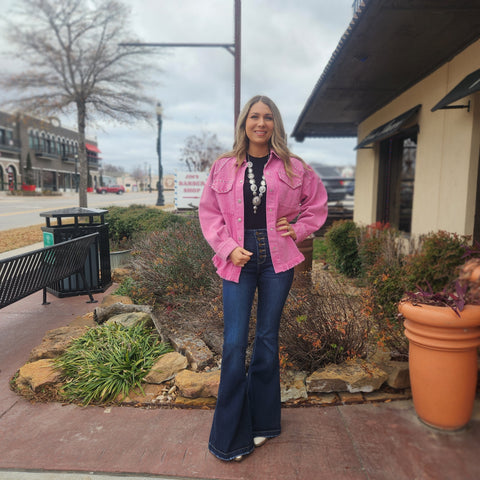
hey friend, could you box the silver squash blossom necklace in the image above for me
[247,155,267,214]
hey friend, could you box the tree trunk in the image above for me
[77,102,88,208]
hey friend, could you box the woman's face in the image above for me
[245,101,274,152]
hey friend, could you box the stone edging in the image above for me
[12,294,416,408]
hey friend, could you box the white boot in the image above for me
[254,436,267,447]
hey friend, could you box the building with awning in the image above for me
[293,0,480,243]
[0,111,101,192]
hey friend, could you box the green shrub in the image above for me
[324,220,361,277]
[312,236,329,262]
[55,323,171,405]
[357,222,395,277]
[404,230,469,293]
[113,276,154,305]
[105,205,186,250]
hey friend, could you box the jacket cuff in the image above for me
[217,238,240,262]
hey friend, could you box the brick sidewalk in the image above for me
[1,290,480,479]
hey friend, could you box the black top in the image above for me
[244,154,268,230]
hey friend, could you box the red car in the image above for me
[96,184,125,194]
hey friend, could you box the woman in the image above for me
[199,95,328,461]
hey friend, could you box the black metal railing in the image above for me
[0,138,21,152]
[0,233,99,309]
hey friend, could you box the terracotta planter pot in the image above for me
[21,184,36,191]
[294,235,314,274]
[399,301,480,430]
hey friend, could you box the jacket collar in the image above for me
[243,149,280,164]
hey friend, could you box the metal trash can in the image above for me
[40,207,112,298]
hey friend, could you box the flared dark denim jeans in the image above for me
[208,229,294,461]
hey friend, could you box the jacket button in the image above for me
[238,218,242,222]
[238,199,242,203]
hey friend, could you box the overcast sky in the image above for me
[0,0,357,175]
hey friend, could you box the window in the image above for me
[377,129,417,233]
[29,130,35,149]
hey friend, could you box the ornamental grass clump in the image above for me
[55,323,172,405]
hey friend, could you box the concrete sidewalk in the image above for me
[1,288,480,480]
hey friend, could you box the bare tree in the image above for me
[130,165,145,189]
[102,163,125,177]
[179,131,225,172]
[1,0,158,207]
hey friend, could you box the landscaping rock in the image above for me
[280,370,308,402]
[305,393,338,406]
[382,360,410,389]
[175,369,220,398]
[306,360,388,393]
[94,302,152,324]
[117,383,164,404]
[100,294,134,307]
[105,311,154,329]
[68,312,96,328]
[111,268,131,284]
[16,359,62,392]
[168,333,214,370]
[144,352,188,384]
[29,326,88,361]
[175,396,217,408]
[338,392,364,404]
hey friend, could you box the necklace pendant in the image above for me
[252,196,261,207]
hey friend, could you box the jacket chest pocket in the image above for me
[211,178,236,214]
[277,170,302,209]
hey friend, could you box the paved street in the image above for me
[0,190,175,231]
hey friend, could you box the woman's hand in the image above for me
[276,217,297,241]
[229,247,253,267]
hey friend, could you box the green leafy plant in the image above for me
[24,152,35,186]
[113,276,154,305]
[404,230,469,293]
[55,323,171,405]
[402,257,480,315]
[312,236,329,262]
[105,205,186,250]
[324,220,361,277]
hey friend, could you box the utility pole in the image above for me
[156,102,165,206]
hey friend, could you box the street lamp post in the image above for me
[74,154,79,193]
[156,102,165,206]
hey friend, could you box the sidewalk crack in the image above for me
[0,400,19,420]
[336,405,371,480]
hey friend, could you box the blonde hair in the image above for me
[221,95,306,177]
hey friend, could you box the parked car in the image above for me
[346,180,355,196]
[96,184,125,195]
[309,163,349,202]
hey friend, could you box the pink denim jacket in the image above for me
[199,150,328,282]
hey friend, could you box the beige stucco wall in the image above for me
[354,39,480,238]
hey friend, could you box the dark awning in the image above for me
[431,68,480,112]
[292,0,480,141]
[85,143,101,153]
[355,105,421,150]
